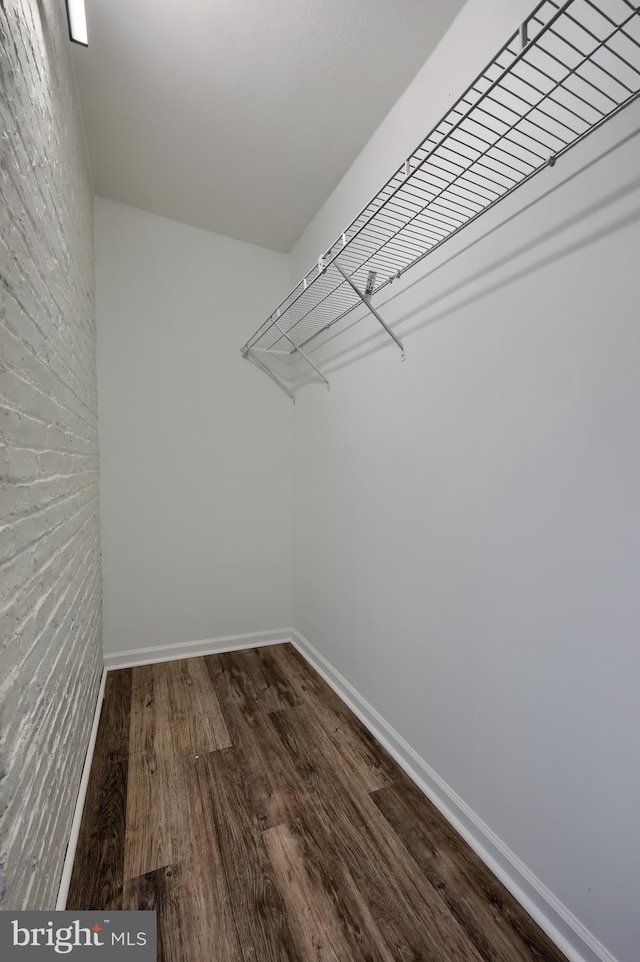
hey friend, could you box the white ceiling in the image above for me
[73,0,466,252]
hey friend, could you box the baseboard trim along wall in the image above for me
[61,629,617,962]
[56,668,108,910]
[103,628,291,670]
[289,629,619,962]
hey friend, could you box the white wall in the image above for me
[96,199,292,655]
[0,0,102,908]
[291,3,640,962]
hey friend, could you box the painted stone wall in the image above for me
[0,0,102,908]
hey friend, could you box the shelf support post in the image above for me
[333,261,405,360]
[274,322,330,390]
[246,350,295,402]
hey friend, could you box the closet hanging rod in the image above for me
[241,0,640,397]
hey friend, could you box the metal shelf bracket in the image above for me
[333,261,405,361]
[274,322,330,390]
[247,351,295,403]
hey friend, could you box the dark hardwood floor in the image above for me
[68,643,568,962]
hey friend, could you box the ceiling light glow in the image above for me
[66,0,88,46]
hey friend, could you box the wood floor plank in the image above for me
[130,658,231,760]
[123,861,243,962]
[265,816,397,962]
[125,753,245,960]
[371,782,568,962]
[270,643,319,698]
[128,663,155,756]
[205,650,282,830]
[66,670,131,909]
[248,644,304,713]
[194,748,300,962]
[263,823,354,962]
[205,651,309,831]
[276,643,397,791]
[170,657,232,755]
[269,706,486,962]
[123,866,181,962]
[123,751,185,880]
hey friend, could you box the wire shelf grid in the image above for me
[242,0,640,393]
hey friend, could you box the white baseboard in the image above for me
[56,667,108,910]
[290,629,619,962]
[103,628,291,670]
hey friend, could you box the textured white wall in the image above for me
[0,0,103,908]
[291,3,640,961]
[96,199,293,655]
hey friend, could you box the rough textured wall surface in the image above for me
[0,0,102,908]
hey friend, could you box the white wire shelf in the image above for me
[242,0,640,400]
